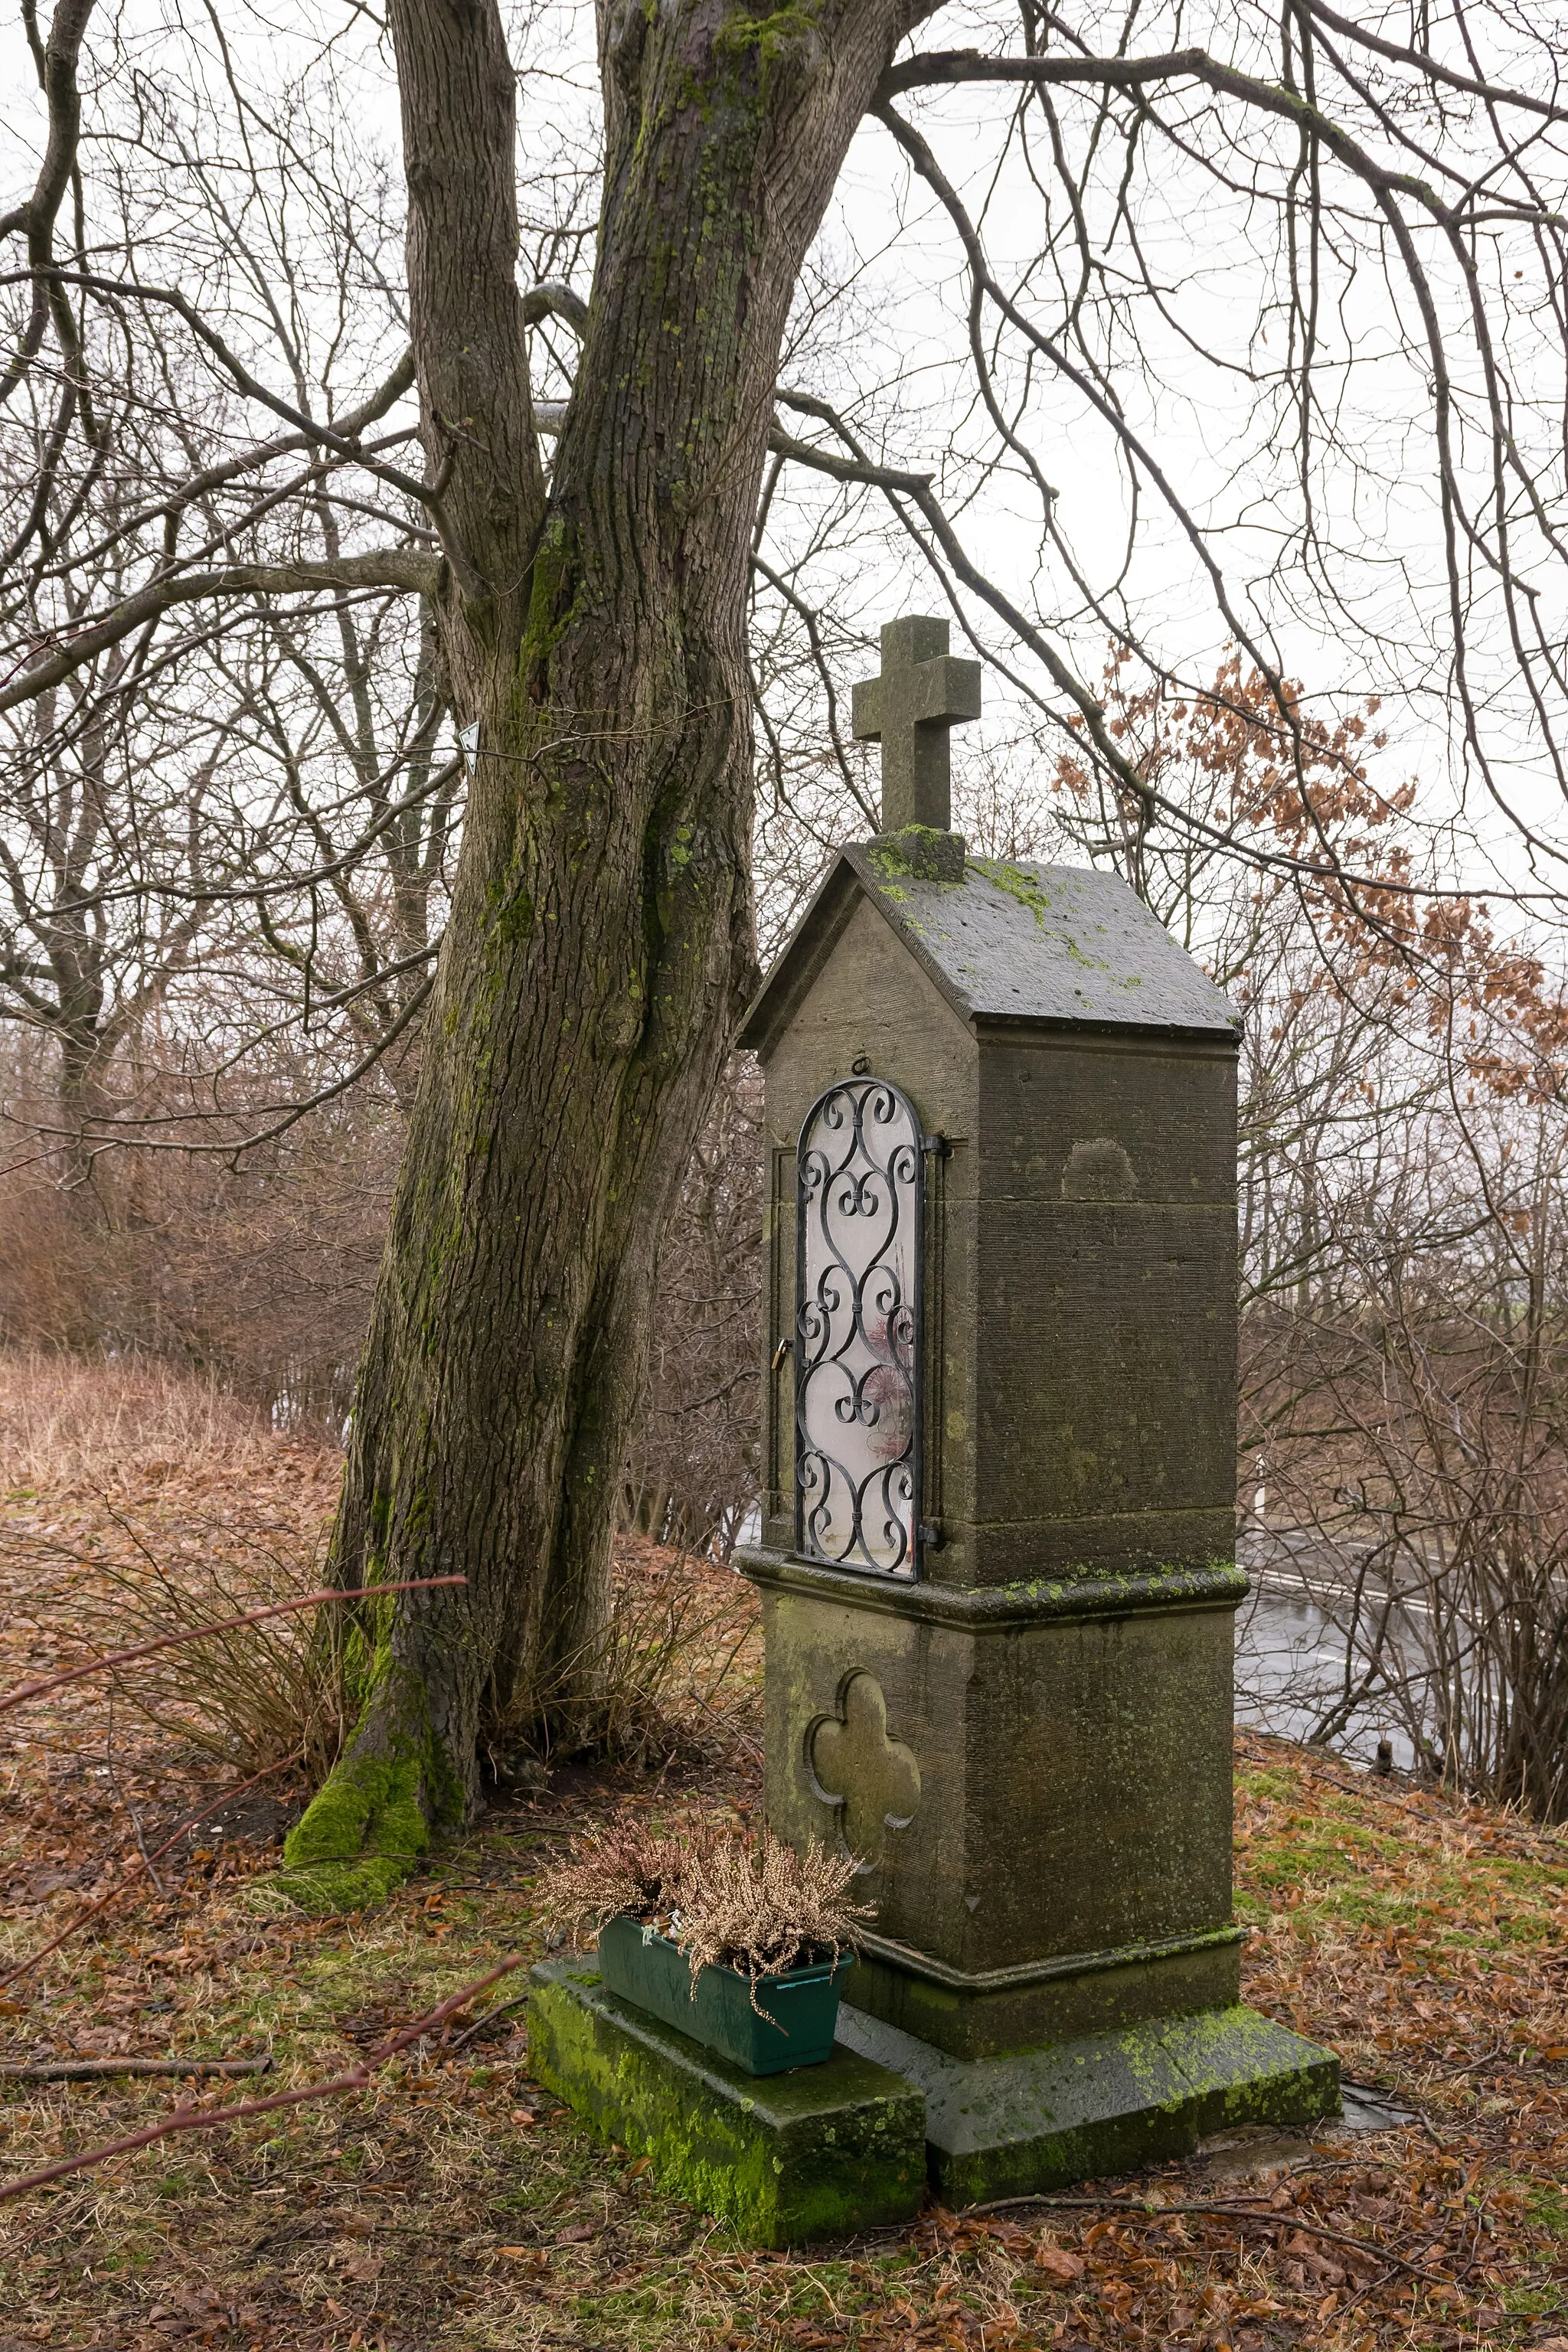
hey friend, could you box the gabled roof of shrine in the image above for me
[739,844,1242,1054]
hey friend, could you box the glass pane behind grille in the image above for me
[795,1077,921,1577]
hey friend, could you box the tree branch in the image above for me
[54,346,418,573]
[766,407,1490,906]
[520,279,590,333]
[2,270,483,586]
[386,0,543,603]
[0,0,97,416]
[1301,0,1568,124]
[5,273,425,478]
[0,550,437,714]
[875,46,1566,226]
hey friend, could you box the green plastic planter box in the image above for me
[595,1914,851,2075]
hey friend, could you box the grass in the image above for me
[6,1354,1568,2347]
[0,1347,286,1493]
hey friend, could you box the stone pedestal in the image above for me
[739,1551,1250,2063]
[528,1958,926,2246]
[737,1545,1339,2186]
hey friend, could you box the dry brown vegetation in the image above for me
[534,1817,870,1994]
[620,1061,763,1564]
[0,1048,765,1570]
[2,1361,1567,2349]
[0,1348,348,1785]
[0,1349,295,1493]
[0,1062,401,1438]
[1236,1122,1568,1813]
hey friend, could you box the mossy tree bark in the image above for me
[282,0,938,1906]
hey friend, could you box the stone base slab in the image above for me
[835,2002,1340,2207]
[527,1959,927,2247]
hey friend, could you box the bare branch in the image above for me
[0,550,438,715]
[0,1959,522,2207]
[0,0,96,404]
[1,1576,466,1715]
[521,279,590,333]
[1302,0,1568,125]
[875,45,1566,227]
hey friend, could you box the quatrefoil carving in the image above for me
[808,1671,921,1867]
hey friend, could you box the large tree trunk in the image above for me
[282,0,931,1905]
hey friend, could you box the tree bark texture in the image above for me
[282,0,934,1903]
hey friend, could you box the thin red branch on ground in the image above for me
[0,1576,466,1713]
[0,2056,272,2081]
[0,1956,522,2204]
[959,2194,1446,2282]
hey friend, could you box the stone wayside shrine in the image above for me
[530,616,1338,2242]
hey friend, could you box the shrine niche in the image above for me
[793,1074,925,1579]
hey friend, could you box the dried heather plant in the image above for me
[534,1817,872,2022]
[672,1829,873,2004]
[531,1815,697,1948]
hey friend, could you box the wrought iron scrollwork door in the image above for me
[795,1076,923,1578]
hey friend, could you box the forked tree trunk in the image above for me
[283,0,932,1903]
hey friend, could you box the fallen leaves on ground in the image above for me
[5,1380,1568,2345]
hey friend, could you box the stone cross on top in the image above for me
[852,616,982,837]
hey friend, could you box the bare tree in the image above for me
[1065,658,1568,1813]
[0,31,459,1404]
[5,0,1568,1892]
[1238,1079,1568,1817]
[0,21,454,1143]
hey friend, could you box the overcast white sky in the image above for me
[5,0,1567,924]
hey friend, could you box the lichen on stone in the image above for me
[865,826,966,885]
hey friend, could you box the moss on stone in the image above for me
[965,852,1051,923]
[838,2001,1338,2209]
[528,1960,926,2246]
[865,827,966,885]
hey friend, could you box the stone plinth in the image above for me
[528,1959,927,2247]
[836,2003,1340,2207]
[738,1550,1246,2060]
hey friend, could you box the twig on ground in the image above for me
[957,2194,1448,2282]
[0,2055,272,2082]
[105,1691,164,1896]
[447,1996,531,2054]
[687,1685,763,1759]
[0,1956,522,2204]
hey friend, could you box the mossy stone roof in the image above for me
[740,844,1242,1053]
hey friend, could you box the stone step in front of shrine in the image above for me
[528,1958,928,2247]
[836,2001,1340,2208]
